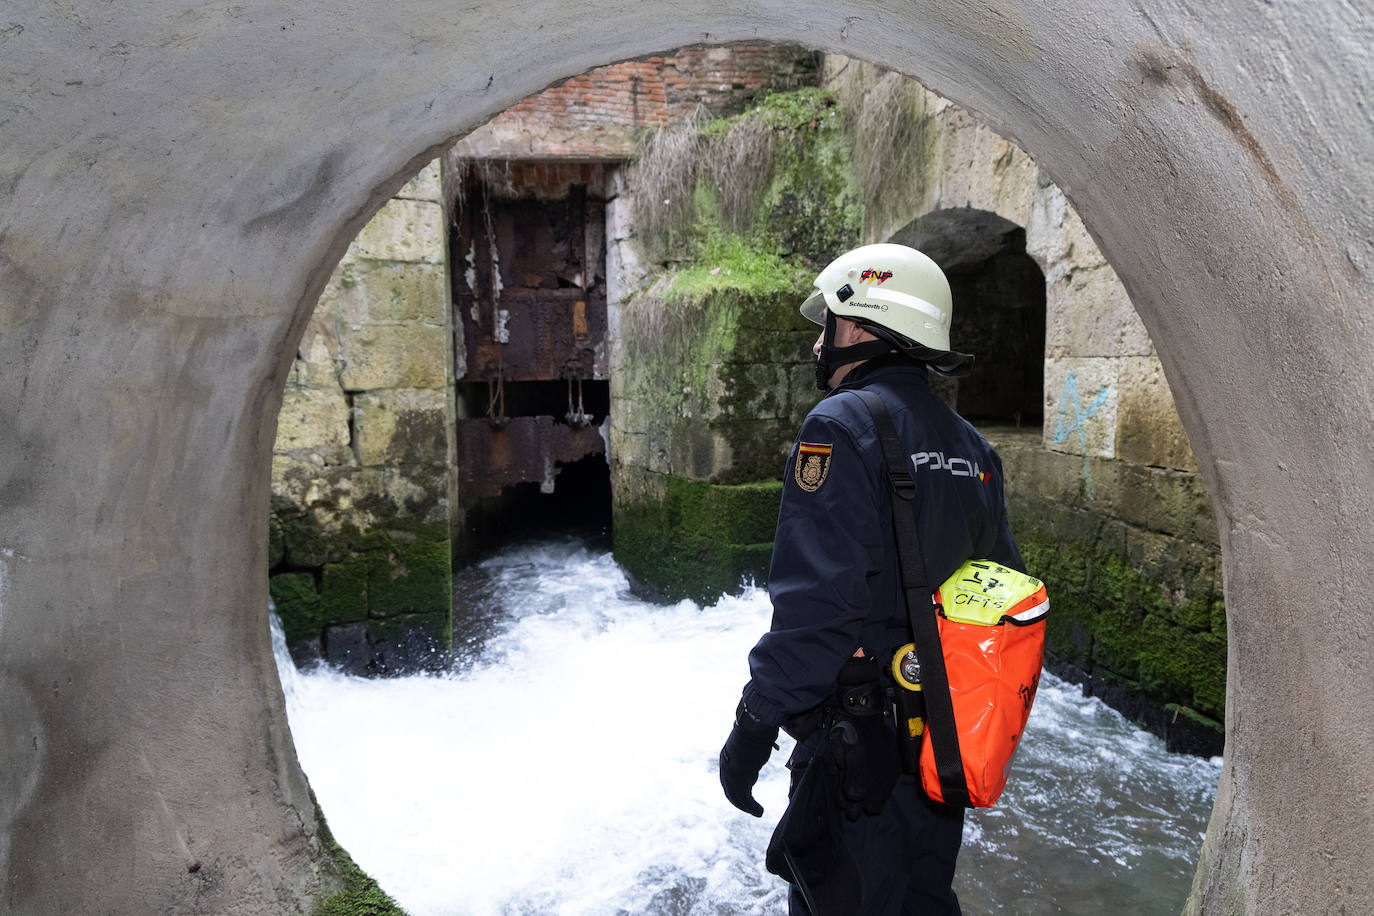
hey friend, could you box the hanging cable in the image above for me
[565,376,590,428]
[487,371,507,428]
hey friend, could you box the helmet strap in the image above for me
[815,311,896,391]
[852,317,976,379]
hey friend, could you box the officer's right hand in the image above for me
[718,700,779,817]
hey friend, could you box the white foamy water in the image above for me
[275,537,1221,915]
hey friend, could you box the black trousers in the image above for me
[786,770,964,916]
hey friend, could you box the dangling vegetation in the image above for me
[629,88,849,265]
[703,114,774,232]
[629,106,710,259]
[850,70,931,236]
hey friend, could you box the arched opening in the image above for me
[890,207,1046,426]
[5,5,1369,915]
[271,46,1221,914]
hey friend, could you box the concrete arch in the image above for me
[1,3,1369,913]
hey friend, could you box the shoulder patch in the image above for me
[794,442,833,492]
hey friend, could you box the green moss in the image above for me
[621,278,813,486]
[276,506,344,568]
[700,86,841,137]
[1174,592,1213,631]
[664,234,811,302]
[365,537,452,619]
[270,573,324,646]
[321,557,370,622]
[614,476,783,602]
[268,514,286,569]
[637,86,861,271]
[1019,530,1227,722]
[761,143,862,266]
[312,792,406,916]
[268,510,452,649]
[369,611,453,667]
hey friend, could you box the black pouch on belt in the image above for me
[828,656,902,820]
[765,754,861,916]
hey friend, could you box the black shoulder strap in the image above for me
[850,387,970,809]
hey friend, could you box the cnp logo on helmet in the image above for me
[800,243,956,352]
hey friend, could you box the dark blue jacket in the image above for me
[741,356,1024,728]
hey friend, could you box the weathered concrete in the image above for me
[1,3,1370,915]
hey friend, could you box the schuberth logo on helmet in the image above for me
[794,442,832,492]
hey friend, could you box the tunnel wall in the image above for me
[268,162,455,672]
[2,3,1371,914]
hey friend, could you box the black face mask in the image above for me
[814,310,896,391]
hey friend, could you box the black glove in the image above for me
[719,699,779,817]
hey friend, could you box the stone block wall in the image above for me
[607,89,860,600]
[822,56,1194,473]
[610,277,819,600]
[269,161,455,672]
[994,432,1226,752]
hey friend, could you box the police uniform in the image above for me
[741,353,1024,915]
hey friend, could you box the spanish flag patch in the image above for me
[794,442,833,492]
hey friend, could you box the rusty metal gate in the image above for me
[451,163,611,548]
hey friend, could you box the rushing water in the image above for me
[275,537,1221,915]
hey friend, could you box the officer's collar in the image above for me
[829,353,929,393]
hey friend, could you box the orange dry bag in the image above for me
[915,560,1048,807]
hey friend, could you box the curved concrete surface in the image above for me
[1,2,1370,913]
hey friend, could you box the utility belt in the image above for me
[826,653,925,776]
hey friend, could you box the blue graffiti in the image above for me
[1052,370,1110,497]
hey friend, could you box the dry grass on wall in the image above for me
[631,104,787,258]
[630,106,709,254]
[704,114,775,232]
[851,71,930,235]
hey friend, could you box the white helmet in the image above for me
[801,243,972,384]
[800,243,955,350]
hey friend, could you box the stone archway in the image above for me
[889,207,1047,425]
[1,3,1369,914]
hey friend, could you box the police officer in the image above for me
[718,243,1024,914]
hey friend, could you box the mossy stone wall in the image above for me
[270,161,455,671]
[993,432,1225,754]
[614,475,782,602]
[608,89,862,600]
[609,279,819,600]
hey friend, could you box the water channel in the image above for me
[275,536,1221,915]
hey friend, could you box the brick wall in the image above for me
[455,43,817,159]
